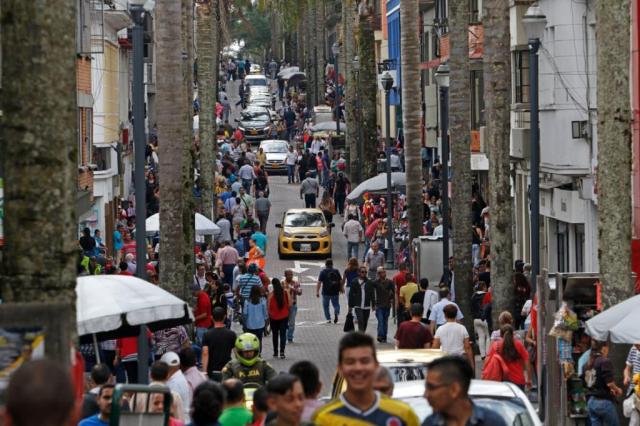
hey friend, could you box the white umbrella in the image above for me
[346,172,408,202]
[76,275,194,339]
[311,121,347,133]
[146,213,221,236]
[277,66,299,78]
[585,294,640,343]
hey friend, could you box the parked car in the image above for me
[393,379,541,425]
[259,140,290,173]
[236,106,273,142]
[276,209,333,259]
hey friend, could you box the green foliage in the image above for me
[231,6,271,58]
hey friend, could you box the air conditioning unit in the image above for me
[510,128,531,159]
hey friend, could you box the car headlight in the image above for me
[283,231,294,237]
[319,230,329,237]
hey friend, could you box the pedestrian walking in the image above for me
[254,191,271,233]
[484,325,532,391]
[316,259,343,324]
[342,214,363,260]
[471,281,491,359]
[215,241,239,286]
[300,172,319,208]
[364,241,385,280]
[333,172,349,216]
[423,356,507,426]
[290,361,324,423]
[373,267,395,342]
[265,374,309,426]
[319,191,336,225]
[283,270,302,343]
[432,304,475,368]
[238,162,256,193]
[285,145,297,184]
[429,287,463,334]
[202,307,237,379]
[243,286,268,351]
[268,278,291,359]
[394,303,434,349]
[341,257,359,296]
[348,266,376,333]
[582,340,623,426]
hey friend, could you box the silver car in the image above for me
[259,140,290,174]
[393,379,542,425]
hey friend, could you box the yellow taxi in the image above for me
[330,348,446,398]
[276,208,333,259]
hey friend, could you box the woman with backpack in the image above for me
[268,278,290,359]
[582,340,623,426]
[484,325,532,391]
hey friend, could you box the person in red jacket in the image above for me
[192,284,213,345]
[268,278,291,359]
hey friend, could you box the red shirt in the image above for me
[123,240,137,257]
[268,293,290,321]
[119,270,133,276]
[487,339,529,385]
[194,291,213,328]
[394,321,433,349]
[393,271,408,298]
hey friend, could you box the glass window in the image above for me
[261,142,288,153]
[513,50,530,103]
[284,212,325,227]
[246,78,268,86]
[575,224,585,272]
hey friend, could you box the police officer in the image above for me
[221,333,276,386]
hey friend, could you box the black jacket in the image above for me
[348,278,376,309]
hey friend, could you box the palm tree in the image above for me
[399,0,422,242]
[357,0,379,180]
[483,0,513,321]
[315,0,326,103]
[596,0,632,307]
[343,0,359,183]
[1,0,78,309]
[157,0,190,299]
[306,1,317,106]
[196,0,216,222]
[448,0,474,334]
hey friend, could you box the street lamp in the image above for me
[129,0,154,384]
[434,63,450,285]
[381,71,395,269]
[523,3,546,294]
[353,55,362,183]
[332,42,341,136]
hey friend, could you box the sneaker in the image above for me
[273,352,278,358]
[280,353,286,359]
[326,320,332,324]
[287,339,293,343]
[334,314,338,324]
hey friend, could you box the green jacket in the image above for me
[221,358,276,386]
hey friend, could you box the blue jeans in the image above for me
[347,242,359,261]
[587,398,619,426]
[242,178,252,193]
[287,305,298,340]
[322,295,340,320]
[196,327,208,345]
[376,307,391,339]
[287,164,295,183]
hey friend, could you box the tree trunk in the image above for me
[296,2,305,66]
[1,0,78,309]
[197,2,215,221]
[343,0,359,183]
[400,0,422,243]
[449,0,474,337]
[358,0,378,180]
[306,1,316,106]
[158,0,189,299]
[182,0,196,301]
[316,0,326,102]
[597,0,632,307]
[483,0,513,324]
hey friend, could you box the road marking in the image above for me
[290,260,326,274]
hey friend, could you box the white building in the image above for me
[510,0,598,273]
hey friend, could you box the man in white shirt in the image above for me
[342,214,363,261]
[285,146,298,184]
[310,137,322,155]
[432,304,475,369]
[160,352,192,422]
[429,287,463,334]
[390,150,402,172]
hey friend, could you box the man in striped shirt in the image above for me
[237,263,262,303]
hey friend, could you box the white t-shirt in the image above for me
[435,322,469,356]
[343,219,363,243]
[167,370,192,423]
[422,289,439,318]
[285,151,298,165]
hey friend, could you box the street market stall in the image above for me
[145,212,221,236]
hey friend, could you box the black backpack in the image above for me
[326,269,341,294]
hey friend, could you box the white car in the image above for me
[393,379,541,425]
[259,140,290,173]
[245,74,269,87]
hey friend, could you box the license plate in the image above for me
[250,130,258,135]
[270,163,280,168]
[300,244,311,252]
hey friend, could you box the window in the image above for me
[435,0,448,30]
[556,221,569,273]
[85,109,92,166]
[575,224,585,272]
[77,109,83,166]
[471,69,484,129]
[513,50,530,104]
[469,0,482,24]
[94,147,111,172]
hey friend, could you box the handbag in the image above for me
[344,312,355,332]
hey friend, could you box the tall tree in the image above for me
[157,0,189,299]
[449,0,473,334]
[483,0,513,321]
[196,0,216,221]
[400,0,423,243]
[343,0,359,183]
[1,0,78,309]
[296,1,305,66]
[596,0,632,307]
[305,1,317,106]
[315,0,326,102]
[357,0,378,180]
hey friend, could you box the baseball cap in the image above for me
[160,351,180,367]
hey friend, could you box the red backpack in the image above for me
[481,350,509,381]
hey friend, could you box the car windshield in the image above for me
[284,212,324,227]
[247,78,268,86]
[242,110,269,121]
[398,396,536,425]
[262,142,289,153]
